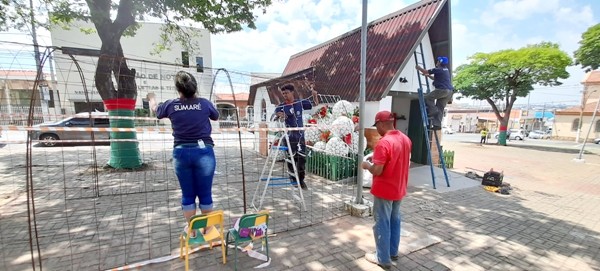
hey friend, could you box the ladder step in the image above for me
[268,182,298,187]
[260,177,289,181]
[272,146,289,151]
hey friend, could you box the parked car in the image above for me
[528,130,551,139]
[508,129,526,140]
[494,130,511,139]
[32,112,110,147]
[494,129,525,140]
[594,138,600,144]
[442,126,455,134]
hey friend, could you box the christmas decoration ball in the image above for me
[351,132,367,153]
[313,141,327,150]
[331,116,354,138]
[332,100,355,118]
[305,127,321,143]
[325,137,349,156]
[317,116,333,129]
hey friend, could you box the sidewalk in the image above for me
[2,138,600,270]
[146,140,600,270]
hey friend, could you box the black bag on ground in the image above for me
[482,170,503,187]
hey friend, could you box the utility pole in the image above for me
[575,98,600,162]
[576,89,597,143]
[540,102,546,131]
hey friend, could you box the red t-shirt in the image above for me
[370,130,412,201]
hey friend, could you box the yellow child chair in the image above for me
[179,210,226,271]
[226,210,270,271]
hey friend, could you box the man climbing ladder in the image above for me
[415,56,454,130]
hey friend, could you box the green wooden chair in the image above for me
[226,210,270,270]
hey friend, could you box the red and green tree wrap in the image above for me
[104,99,142,169]
[497,125,508,146]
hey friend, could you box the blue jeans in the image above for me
[373,196,402,265]
[173,144,216,211]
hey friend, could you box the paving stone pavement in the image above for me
[2,137,600,270]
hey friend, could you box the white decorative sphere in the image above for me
[350,131,360,153]
[331,116,354,138]
[325,137,349,156]
[332,100,355,118]
[302,113,312,125]
[313,141,326,150]
[316,116,333,129]
[305,127,321,144]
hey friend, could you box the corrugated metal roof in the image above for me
[273,0,446,103]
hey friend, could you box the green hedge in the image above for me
[306,151,358,182]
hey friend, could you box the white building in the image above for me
[50,21,212,114]
[248,0,452,164]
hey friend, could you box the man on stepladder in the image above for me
[274,83,318,190]
[362,111,412,269]
[416,56,454,130]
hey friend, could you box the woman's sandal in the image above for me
[183,225,197,239]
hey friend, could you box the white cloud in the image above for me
[480,0,560,27]
[211,0,409,73]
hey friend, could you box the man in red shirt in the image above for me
[361,110,412,269]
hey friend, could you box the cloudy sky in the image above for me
[0,0,598,105]
[209,0,599,105]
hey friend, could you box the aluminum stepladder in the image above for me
[251,119,307,212]
[413,42,450,189]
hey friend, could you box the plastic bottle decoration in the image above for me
[332,100,355,118]
[325,137,349,156]
[305,127,320,145]
[331,116,354,138]
[350,131,361,153]
[313,141,326,150]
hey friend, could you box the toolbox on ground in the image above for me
[482,170,503,187]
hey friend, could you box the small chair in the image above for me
[179,210,226,271]
[226,210,270,270]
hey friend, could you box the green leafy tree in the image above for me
[574,23,600,72]
[454,42,571,145]
[1,0,272,168]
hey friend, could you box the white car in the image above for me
[594,138,600,144]
[528,130,551,139]
[442,127,455,134]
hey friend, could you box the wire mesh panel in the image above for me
[0,45,359,270]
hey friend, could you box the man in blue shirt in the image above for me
[274,84,319,190]
[416,56,454,130]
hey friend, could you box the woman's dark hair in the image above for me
[174,71,197,99]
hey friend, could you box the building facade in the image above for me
[50,21,212,114]
[554,71,600,141]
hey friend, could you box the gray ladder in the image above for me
[251,121,307,211]
[413,42,450,189]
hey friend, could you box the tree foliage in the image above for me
[454,42,571,145]
[574,23,600,72]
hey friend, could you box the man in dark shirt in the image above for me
[416,56,454,130]
[274,84,318,190]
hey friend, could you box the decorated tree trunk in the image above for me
[95,42,142,169]
[104,99,142,168]
[497,120,509,145]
